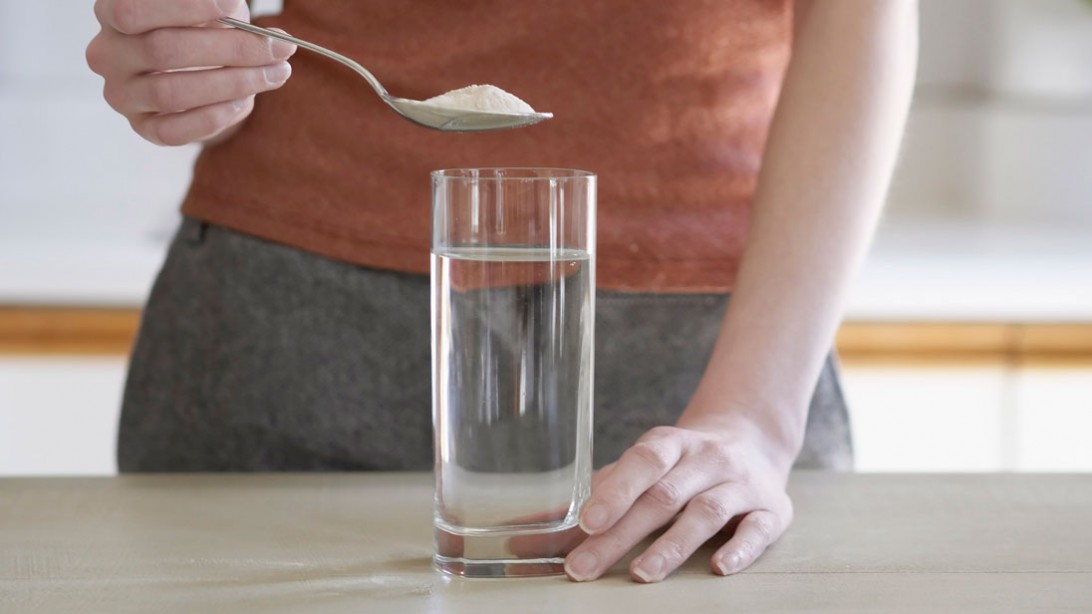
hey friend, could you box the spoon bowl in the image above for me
[386,97,552,131]
[219,18,552,132]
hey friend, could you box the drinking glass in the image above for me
[431,168,596,577]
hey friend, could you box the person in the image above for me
[86,0,917,583]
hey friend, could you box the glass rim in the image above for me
[431,167,596,181]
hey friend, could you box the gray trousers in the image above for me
[119,218,853,472]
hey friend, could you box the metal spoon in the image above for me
[218,17,552,132]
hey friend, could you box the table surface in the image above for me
[1,472,1090,613]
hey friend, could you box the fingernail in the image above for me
[266,29,297,58]
[633,554,665,583]
[232,97,250,112]
[216,0,243,13]
[565,551,598,582]
[263,62,291,85]
[579,504,608,534]
[715,552,743,576]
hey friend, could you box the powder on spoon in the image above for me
[423,84,536,114]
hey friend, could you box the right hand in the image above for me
[86,0,297,146]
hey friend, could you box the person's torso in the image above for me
[182,0,792,291]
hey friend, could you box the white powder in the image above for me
[423,84,536,114]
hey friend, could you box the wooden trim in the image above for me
[0,307,141,355]
[1017,325,1092,356]
[837,322,1092,366]
[2,307,1092,365]
[836,323,1014,358]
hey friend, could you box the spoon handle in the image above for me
[217,17,389,98]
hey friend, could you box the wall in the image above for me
[0,2,198,254]
[886,0,1092,222]
[0,1,288,305]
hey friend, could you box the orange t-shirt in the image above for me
[181,0,791,292]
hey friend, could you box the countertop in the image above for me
[2,219,1090,321]
[1,472,1089,613]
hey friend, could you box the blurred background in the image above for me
[1,0,1090,475]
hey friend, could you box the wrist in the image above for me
[676,400,804,478]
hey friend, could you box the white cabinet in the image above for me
[0,2,280,306]
[842,366,1009,472]
[843,364,1092,472]
[1014,368,1092,471]
[0,358,124,476]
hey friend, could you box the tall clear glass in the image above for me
[431,168,596,577]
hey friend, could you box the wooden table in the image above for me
[1,473,1089,613]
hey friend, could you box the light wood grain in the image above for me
[0,307,140,355]
[1017,324,1092,364]
[0,473,1088,613]
[3,306,1092,365]
[837,322,1092,366]
[836,322,1015,365]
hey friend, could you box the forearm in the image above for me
[678,0,918,470]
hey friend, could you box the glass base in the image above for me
[434,516,582,578]
[434,555,566,578]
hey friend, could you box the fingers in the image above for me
[712,509,788,577]
[629,484,753,583]
[566,503,676,581]
[565,458,722,582]
[89,0,290,146]
[106,62,291,115]
[505,466,612,559]
[130,97,253,146]
[94,0,247,35]
[89,26,296,77]
[578,427,683,535]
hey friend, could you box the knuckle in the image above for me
[734,538,757,561]
[168,105,231,146]
[232,31,268,63]
[643,425,678,441]
[129,116,162,146]
[148,76,179,111]
[643,480,684,510]
[690,493,733,526]
[142,29,181,69]
[101,80,127,112]
[85,36,107,75]
[108,0,142,35]
[229,33,252,63]
[699,440,738,467]
[655,537,687,564]
[158,130,189,147]
[630,441,674,473]
[748,514,775,545]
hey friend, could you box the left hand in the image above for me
[563,424,794,583]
